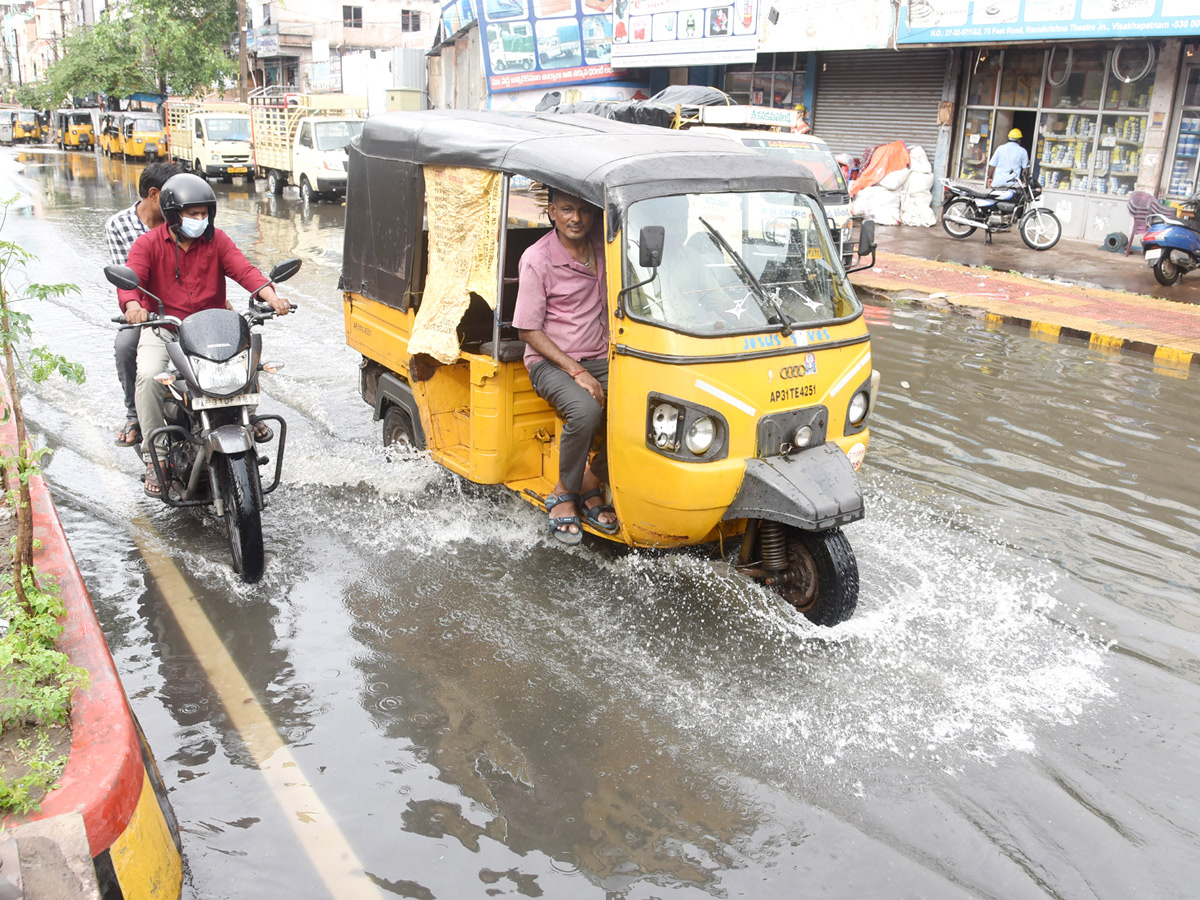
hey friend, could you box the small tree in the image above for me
[0,198,84,611]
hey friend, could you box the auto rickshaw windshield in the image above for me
[624,191,861,335]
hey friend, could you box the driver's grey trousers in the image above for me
[134,328,174,457]
[528,357,609,494]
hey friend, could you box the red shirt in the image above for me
[117,224,268,319]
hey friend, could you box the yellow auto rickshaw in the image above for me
[98,113,121,156]
[117,111,164,161]
[13,108,42,143]
[55,109,95,150]
[341,111,880,625]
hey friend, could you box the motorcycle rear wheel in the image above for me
[1019,208,1062,250]
[1153,256,1182,286]
[941,199,977,238]
[217,451,264,583]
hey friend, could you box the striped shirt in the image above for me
[104,202,147,266]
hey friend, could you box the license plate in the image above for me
[1145,248,1163,262]
[228,166,247,174]
[191,392,260,410]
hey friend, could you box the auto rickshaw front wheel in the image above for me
[762,524,858,626]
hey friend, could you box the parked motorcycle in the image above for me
[104,259,301,583]
[1141,195,1200,286]
[941,171,1062,251]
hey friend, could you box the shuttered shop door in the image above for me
[812,49,950,157]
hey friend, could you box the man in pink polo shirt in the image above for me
[513,187,618,545]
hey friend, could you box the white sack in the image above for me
[907,170,935,194]
[908,145,933,174]
[853,185,902,225]
[900,191,937,227]
[878,166,911,192]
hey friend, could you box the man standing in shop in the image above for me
[987,128,1030,189]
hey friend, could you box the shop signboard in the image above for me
[611,0,759,69]
[476,0,618,93]
[441,0,478,37]
[757,0,892,52]
[899,0,1200,44]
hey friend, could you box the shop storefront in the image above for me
[953,42,1161,240]
[1165,60,1200,199]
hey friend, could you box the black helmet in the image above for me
[159,173,216,240]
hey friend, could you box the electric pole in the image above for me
[238,0,248,102]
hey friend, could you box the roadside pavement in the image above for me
[851,224,1200,369]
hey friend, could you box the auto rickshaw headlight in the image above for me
[848,391,869,426]
[650,402,681,451]
[685,416,716,455]
[793,424,814,449]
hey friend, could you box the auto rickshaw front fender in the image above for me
[722,443,863,532]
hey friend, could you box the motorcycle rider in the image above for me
[987,128,1030,189]
[117,173,290,495]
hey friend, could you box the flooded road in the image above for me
[4,147,1199,899]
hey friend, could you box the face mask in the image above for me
[178,216,208,239]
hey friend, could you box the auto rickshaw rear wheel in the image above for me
[382,405,417,450]
[764,524,858,626]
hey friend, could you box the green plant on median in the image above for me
[0,196,88,814]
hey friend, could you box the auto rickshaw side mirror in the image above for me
[858,219,877,256]
[639,225,665,268]
[104,264,140,291]
[845,219,878,274]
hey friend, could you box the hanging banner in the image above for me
[611,0,759,68]
[477,0,619,94]
[898,0,1200,44]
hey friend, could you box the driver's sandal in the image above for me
[143,461,162,498]
[580,487,619,534]
[544,492,583,546]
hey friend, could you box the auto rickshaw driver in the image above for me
[514,188,619,544]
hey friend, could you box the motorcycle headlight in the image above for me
[684,416,716,455]
[191,351,250,396]
[847,390,869,427]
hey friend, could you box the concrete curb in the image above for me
[851,251,1200,371]
[1,403,182,897]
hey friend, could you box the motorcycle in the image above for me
[941,170,1062,251]
[103,259,301,583]
[1140,195,1200,286]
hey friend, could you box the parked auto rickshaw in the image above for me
[55,109,94,150]
[117,111,164,161]
[342,111,880,625]
[98,113,120,155]
[13,109,42,143]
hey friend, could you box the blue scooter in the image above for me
[1141,196,1200,286]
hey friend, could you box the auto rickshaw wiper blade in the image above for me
[697,216,794,337]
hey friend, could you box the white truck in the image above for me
[167,101,255,181]
[248,89,367,202]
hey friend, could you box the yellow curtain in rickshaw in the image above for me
[407,165,502,364]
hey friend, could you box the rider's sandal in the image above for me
[115,419,142,447]
[544,492,583,546]
[143,462,162,498]
[579,487,619,534]
[252,420,273,443]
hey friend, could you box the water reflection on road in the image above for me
[5,147,1199,899]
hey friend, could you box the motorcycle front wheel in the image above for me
[941,199,978,238]
[217,451,265,583]
[1019,207,1062,250]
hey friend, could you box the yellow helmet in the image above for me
[1008,128,1023,140]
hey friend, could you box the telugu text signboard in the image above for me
[610,0,759,69]
[898,0,1200,44]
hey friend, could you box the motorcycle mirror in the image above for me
[858,220,877,256]
[639,226,665,268]
[104,264,140,291]
[269,258,303,284]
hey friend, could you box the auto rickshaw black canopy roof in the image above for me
[343,110,824,312]
[354,109,821,225]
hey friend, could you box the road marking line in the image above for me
[81,441,379,898]
[133,542,379,898]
